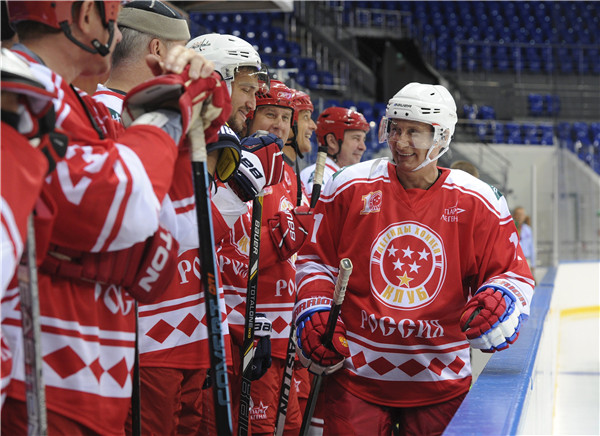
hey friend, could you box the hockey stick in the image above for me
[299,258,353,436]
[190,124,233,436]
[18,215,48,436]
[273,147,328,436]
[309,146,328,209]
[130,302,141,436]
[238,192,264,436]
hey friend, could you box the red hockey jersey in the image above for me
[91,90,232,370]
[296,159,535,407]
[256,161,308,359]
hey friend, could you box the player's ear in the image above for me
[149,39,165,58]
[326,133,338,155]
[75,1,96,34]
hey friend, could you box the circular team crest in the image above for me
[370,221,446,310]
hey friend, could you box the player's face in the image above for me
[249,105,292,143]
[296,109,316,155]
[229,71,259,137]
[337,129,366,167]
[387,119,438,172]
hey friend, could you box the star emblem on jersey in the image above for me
[250,401,269,420]
[370,221,446,309]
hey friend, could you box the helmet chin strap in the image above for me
[60,21,115,57]
[288,123,303,159]
[412,142,449,172]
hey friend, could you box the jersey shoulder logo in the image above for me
[370,221,446,310]
[440,202,466,222]
[361,190,382,215]
[489,184,503,200]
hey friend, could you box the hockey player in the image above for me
[294,82,535,435]
[244,80,315,435]
[289,89,317,160]
[1,1,229,433]
[0,47,68,409]
[300,106,369,203]
[187,33,286,435]
[94,0,191,122]
[187,33,269,138]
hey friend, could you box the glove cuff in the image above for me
[477,279,527,311]
[293,296,333,325]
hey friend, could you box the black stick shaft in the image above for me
[299,258,353,436]
[238,194,264,436]
[191,128,232,436]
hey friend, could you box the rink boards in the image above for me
[444,261,600,435]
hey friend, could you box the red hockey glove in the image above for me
[1,48,55,138]
[228,131,285,202]
[1,49,68,173]
[250,313,272,381]
[294,298,349,375]
[460,284,525,353]
[42,225,179,304]
[267,206,314,261]
[122,67,232,147]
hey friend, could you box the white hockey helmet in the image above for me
[379,82,458,171]
[186,33,269,95]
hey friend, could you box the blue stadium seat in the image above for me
[319,71,334,87]
[373,102,387,121]
[478,105,496,120]
[341,99,356,109]
[493,122,505,143]
[356,101,375,122]
[573,122,591,146]
[324,99,341,108]
[522,123,540,145]
[476,122,489,142]
[505,122,522,144]
[545,94,560,116]
[528,94,544,117]
[540,125,554,145]
[307,72,320,89]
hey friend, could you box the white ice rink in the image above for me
[550,262,600,435]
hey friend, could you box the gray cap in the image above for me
[118,0,190,41]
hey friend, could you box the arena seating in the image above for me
[188,2,599,174]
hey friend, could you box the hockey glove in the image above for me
[1,48,68,173]
[41,225,179,304]
[268,206,314,261]
[228,131,285,202]
[122,67,232,147]
[460,284,525,353]
[250,313,273,381]
[294,297,350,375]
[208,124,241,183]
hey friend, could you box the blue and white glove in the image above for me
[294,297,350,375]
[459,283,526,352]
[250,313,272,381]
[227,131,284,202]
